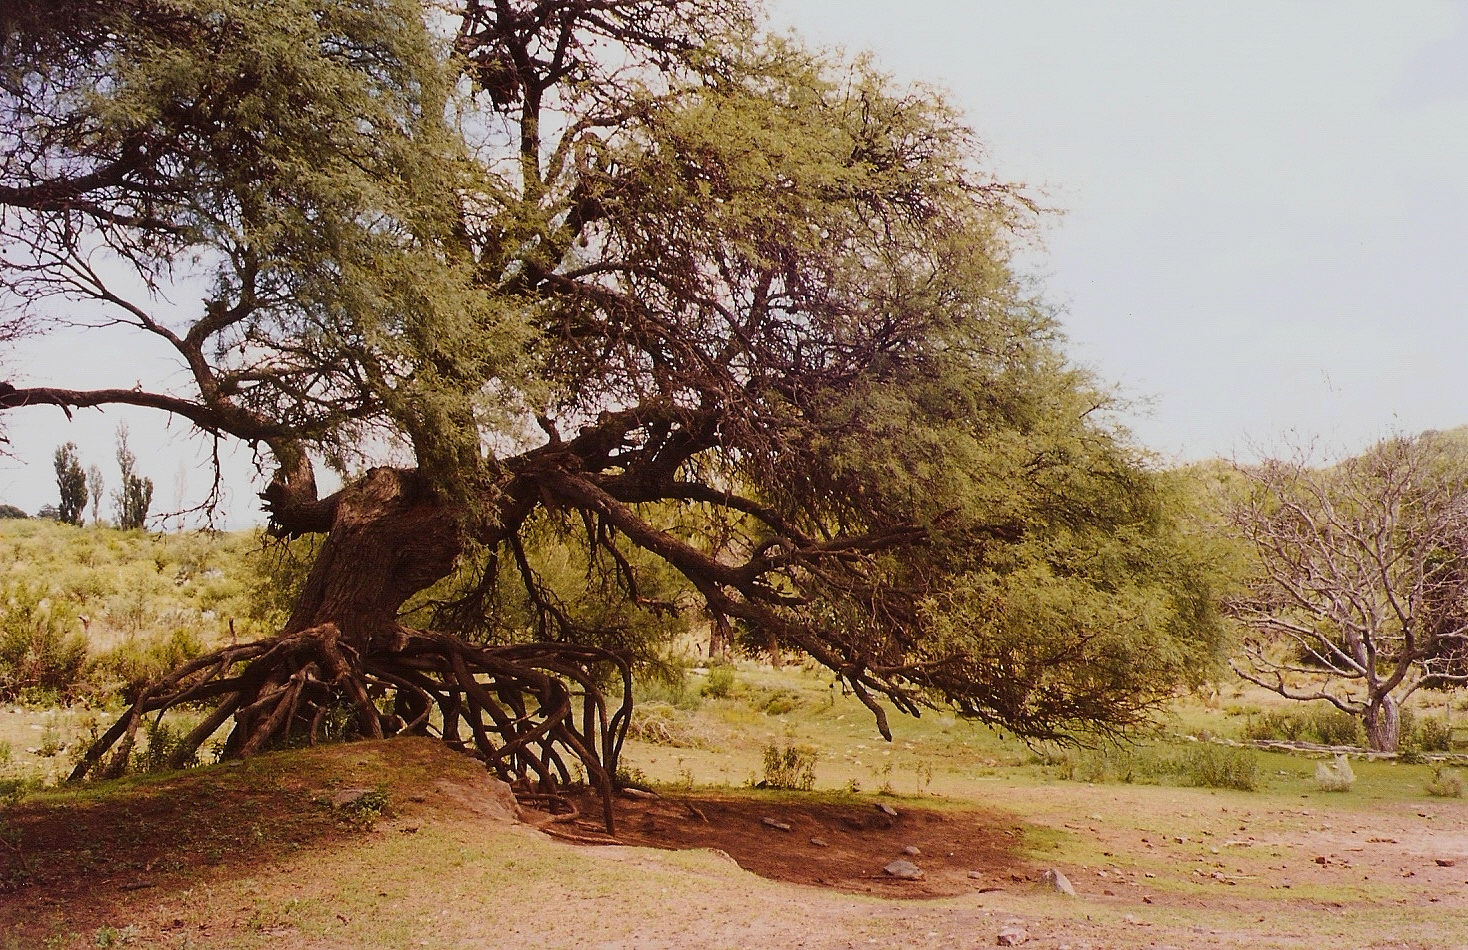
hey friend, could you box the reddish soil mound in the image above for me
[547,791,1033,898]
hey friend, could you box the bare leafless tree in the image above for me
[1230,435,1468,750]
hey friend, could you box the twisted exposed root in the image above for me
[69,625,633,832]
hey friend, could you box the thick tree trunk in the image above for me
[282,467,463,642]
[1364,694,1401,752]
[218,466,464,756]
[71,465,633,829]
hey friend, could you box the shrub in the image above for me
[0,583,88,703]
[1309,708,1361,746]
[701,666,736,699]
[760,742,817,791]
[1181,744,1260,791]
[1242,709,1306,742]
[1425,766,1464,798]
[1411,716,1454,753]
[759,690,802,716]
[1242,705,1362,746]
[1314,754,1355,792]
[129,718,199,774]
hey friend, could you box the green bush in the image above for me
[1309,707,1362,746]
[1242,708,1306,742]
[1425,766,1464,798]
[1181,744,1260,791]
[701,666,736,699]
[0,583,89,703]
[1242,705,1362,746]
[129,718,200,774]
[1411,716,1454,753]
[760,742,817,791]
[763,693,801,716]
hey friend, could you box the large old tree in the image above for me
[0,0,1222,819]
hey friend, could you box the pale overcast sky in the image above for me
[3,1,1467,525]
[771,0,1468,458]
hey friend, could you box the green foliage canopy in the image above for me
[0,0,1225,743]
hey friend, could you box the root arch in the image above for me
[69,625,632,831]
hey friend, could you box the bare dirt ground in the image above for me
[545,790,1031,898]
[4,739,1468,949]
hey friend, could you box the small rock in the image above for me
[330,787,375,808]
[810,837,829,847]
[883,859,923,880]
[1042,867,1076,896]
[996,926,1029,946]
[876,803,899,818]
[1314,856,1328,865]
[903,845,922,856]
[1173,835,1186,843]
[761,817,792,832]
[1436,858,1457,867]
[967,870,985,880]
[621,787,658,800]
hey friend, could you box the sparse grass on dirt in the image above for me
[6,586,1468,949]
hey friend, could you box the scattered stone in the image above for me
[810,837,829,847]
[876,803,899,818]
[330,788,375,809]
[1436,858,1457,867]
[761,817,792,832]
[967,870,985,880]
[996,926,1029,946]
[883,859,923,880]
[1314,856,1328,865]
[1173,835,1186,844]
[1042,868,1077,896]
[903,845,922,856]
